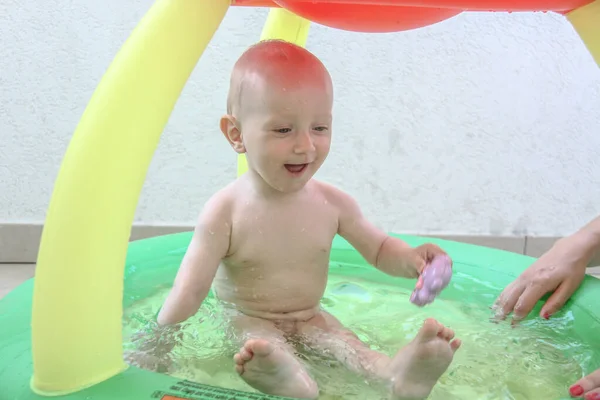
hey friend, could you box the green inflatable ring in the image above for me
[2,232,600,400]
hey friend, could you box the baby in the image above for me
[154,40,461,399]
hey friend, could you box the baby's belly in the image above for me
[213,274,327,321]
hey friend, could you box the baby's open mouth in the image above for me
[284,164,308,173]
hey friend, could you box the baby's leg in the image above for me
[230,314,318,399]
[298,311,461,400]
[297,311,389,377]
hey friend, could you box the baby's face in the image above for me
[240,77,333,194]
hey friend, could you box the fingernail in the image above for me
[542,312,550,320]
[513,313,525,321]
[585,393,600,400]
[569,384,584,396]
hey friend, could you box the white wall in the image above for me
[1,0,599,237]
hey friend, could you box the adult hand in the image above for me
[569,368,600,399]
[492,236,589,322]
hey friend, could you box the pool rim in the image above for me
[1,232,599,400]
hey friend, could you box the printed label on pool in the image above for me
[151,379,296,400]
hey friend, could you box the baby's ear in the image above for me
[220,114,245,154]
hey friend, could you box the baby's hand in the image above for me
[409,245,453,306]
[129,323,181,357]
[124,325,181,373]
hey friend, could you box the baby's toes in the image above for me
[240,347,253,361]
[233,353,243,365]
[438,326,455,341]
[234,346,253,366]
[450,338,462,352]
[235,363,245,375]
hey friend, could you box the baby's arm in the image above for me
[323,183,418,278]
[157,192,232,326]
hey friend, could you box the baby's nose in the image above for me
[294,131,315,153]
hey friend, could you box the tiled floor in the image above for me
[1,263,599,301]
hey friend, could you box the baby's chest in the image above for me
[229,208,338,262]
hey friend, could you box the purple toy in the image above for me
[409,254,453,307]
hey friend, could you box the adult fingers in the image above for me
[492,282,524,320]
[539,278,579,319]
[510,282,552,321]
[569,368,600,397]
[582,388,600,400]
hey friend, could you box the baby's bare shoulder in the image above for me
[311,179,359,210]
[195,180,242,226]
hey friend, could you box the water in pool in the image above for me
[123,266,599,399]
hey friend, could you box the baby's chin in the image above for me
[273,175,315,193]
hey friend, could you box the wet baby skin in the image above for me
[156,40,461,399]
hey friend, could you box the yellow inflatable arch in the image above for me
[29,0,598,395]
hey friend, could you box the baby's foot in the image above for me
[234,338,318,399]
[388,318,461,400]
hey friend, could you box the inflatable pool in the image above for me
[2,232,600,400]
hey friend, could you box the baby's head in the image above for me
[220,40,333,194]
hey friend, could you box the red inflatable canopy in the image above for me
[232,0,592,32]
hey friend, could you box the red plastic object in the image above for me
[231,0,592,32]
[276,1,461,32]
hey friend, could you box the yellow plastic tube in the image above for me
[566,0,600,67]
[236,8,311,177]
[30,0,230,395]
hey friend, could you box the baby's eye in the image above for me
[274,128,292,134]
[314,126,329,132]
